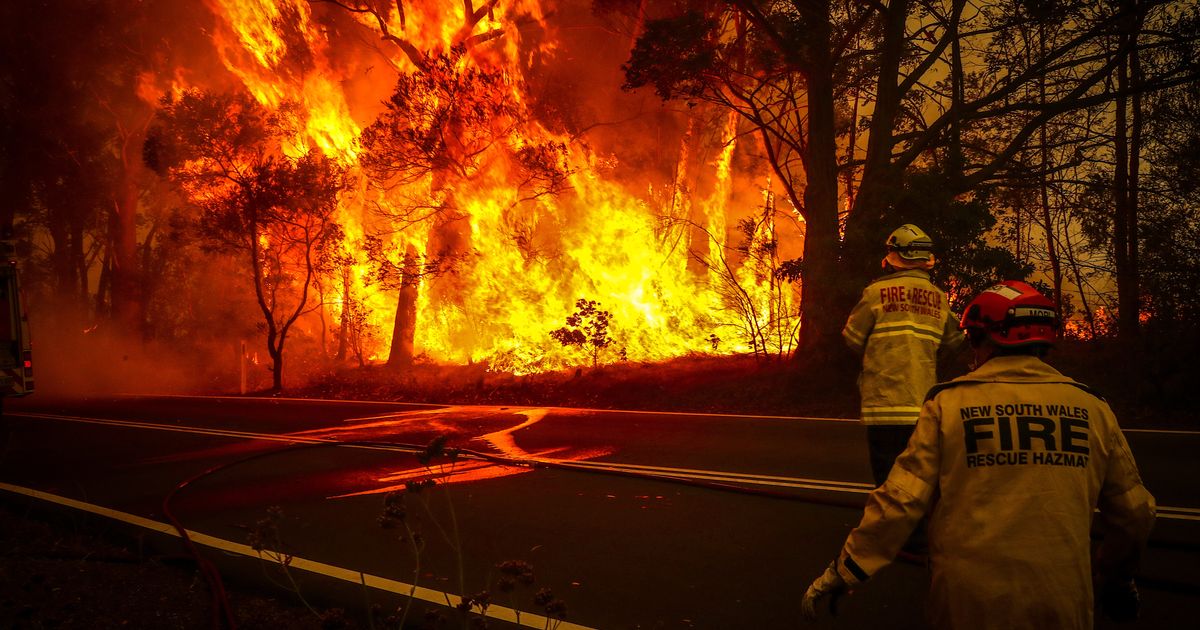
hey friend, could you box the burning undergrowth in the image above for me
[295,354,861,419]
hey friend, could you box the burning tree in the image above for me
[359,50,516,367]
[677,194,801,360]
[621,4,845,357]
[145,90,348,391]
[550,298,614,368]
[308,224,381,366]
[620,0,1200,356]
[359,47,572,366]
[360,51,522,188]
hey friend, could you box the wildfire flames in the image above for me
[181,0,801,373]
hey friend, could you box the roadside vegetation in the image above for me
[0,498,331,629]
[248,438,570,630]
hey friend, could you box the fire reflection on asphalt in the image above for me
[116,406,613,501]
[327,407,614,499]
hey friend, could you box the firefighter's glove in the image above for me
[801,561,848,621]
[1099,577,1140,623]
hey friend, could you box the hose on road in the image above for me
[162,432,1199,626]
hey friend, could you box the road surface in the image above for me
[2,395,1196,629]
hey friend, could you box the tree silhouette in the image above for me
[146,90,348,391]
[622,0,1200,352]
[550,299,614,367]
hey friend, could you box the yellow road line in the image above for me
[0,481,595,630]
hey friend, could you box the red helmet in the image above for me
[960,281,1058,346]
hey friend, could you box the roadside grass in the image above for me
[297,353,863,420]
[294,342,1197,429]
[0,496,332,629]
[249,436,570,630]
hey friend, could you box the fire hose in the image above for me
[163,435,1199,629]
[162,436,859,630]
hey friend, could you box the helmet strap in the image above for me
[968,340,995,370]
[883,252,936,270]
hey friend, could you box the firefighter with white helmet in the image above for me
[883,223,936,270]
[803,280,1156,629]
[843,224,963,488]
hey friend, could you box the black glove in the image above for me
[1099,577,1140,623]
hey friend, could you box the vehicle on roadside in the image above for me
[0,239,33,413]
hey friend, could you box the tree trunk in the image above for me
[798,79,840,356]
[1113,25,1137,339]
[947,1,965,178]
[96,247,112,319]
[336,266,350,361]
[1038,143,1063,313]
[1061,222,1096,338]
[1037,25,1063,314]
[139,224,159,337]
[318,297,329,360]
[844,0,909,288]
[794,0,842,359]
[843,88,860,216]
[71,221,88,314]
[0,193,14,238]
[269,342,283,392]
[48,217,72,302]
[387,244,420,367]
[250,229,283,392]
[1127,24,1143,331]
[674,114,704,277]
[111,114,151,339]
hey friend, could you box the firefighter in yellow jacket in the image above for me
[803,281,1156,629]
[843,224,963,486]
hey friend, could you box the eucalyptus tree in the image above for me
[623,0,1199,353]
[147,90,348,391]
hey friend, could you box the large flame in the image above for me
[197,0,799,373]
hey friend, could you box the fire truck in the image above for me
[0,239,33,410]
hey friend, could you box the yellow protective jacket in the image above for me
[831,355,1157,630]
[842,269,963,425]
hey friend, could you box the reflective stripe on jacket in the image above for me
[843,269,963,425]
[833,355,1157,630]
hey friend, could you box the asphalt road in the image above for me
[1,395,1197,629]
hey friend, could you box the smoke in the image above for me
[28,305,221,397]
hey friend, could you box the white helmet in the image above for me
[883,224,935,269]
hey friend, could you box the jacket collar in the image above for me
[957,354,1071,384]
[877,268,931,282]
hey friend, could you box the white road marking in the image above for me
[119,393,442,408]
[13,412,394,451]
[111,394,861,422]
[1121,428,1200,435]
[340,412,429,423]
[0,482,594,630]
[550,459,875,493]
[106,394,1200,433]
[1161,505,1200,521]
[10,411,1199,520]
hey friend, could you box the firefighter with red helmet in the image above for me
[803,281,1156,629]
[843,224,963,487]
